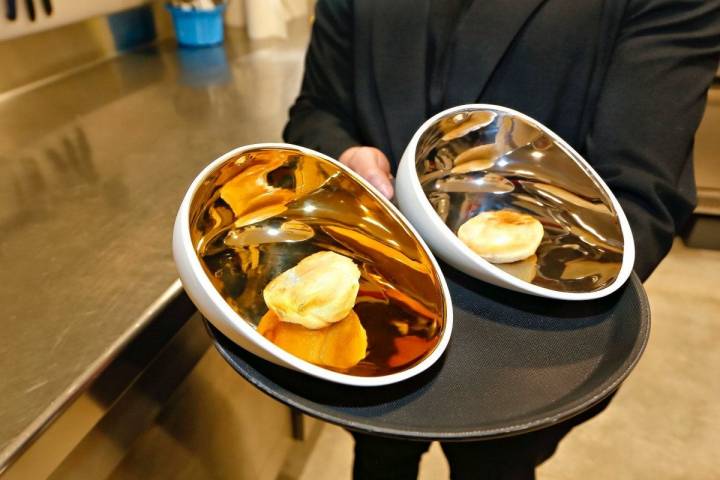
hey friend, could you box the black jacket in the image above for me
[283,0,720,280]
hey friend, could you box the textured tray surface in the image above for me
[208,265,649,441]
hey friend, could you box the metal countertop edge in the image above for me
[0,279,185,473]
[0,37,166,105]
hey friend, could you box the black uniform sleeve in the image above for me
[282,0,360,160]
[586,0,720,280]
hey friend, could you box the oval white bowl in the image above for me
[174,143,453,386]
[396,105,635,301]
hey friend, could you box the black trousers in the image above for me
[351,392,615,480]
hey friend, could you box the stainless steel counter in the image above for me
[0,23,310,472]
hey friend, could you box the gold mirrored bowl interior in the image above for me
[190,147,447,377]
[416,108,624,292]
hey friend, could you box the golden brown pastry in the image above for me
[457,210,544,263]
[263,251,361,329]
[258,310,368,369]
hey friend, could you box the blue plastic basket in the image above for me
[166,4,226,48]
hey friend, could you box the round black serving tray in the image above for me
[207,265,650,441]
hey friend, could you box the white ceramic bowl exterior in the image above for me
[396,105,635,301]
[174,143,453,386]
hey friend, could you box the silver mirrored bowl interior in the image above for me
[414,108,624,293]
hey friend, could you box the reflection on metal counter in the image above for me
[414,108,625,292]
[0,11,314,480]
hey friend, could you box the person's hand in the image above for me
[338,146,394,199]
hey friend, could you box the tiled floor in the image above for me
[291,240,720,480]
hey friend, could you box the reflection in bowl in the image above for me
[396,105,635,300]
[173,144,452,386]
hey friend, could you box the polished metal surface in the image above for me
[46,310,208,480]
[0,21,311,472]
[415,108,625,292]
[107,344,305,480]
[0,288,202,480]
[190,147,447,376]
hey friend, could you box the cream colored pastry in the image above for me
[458,210,544,263]
[258,310,367,370]
[263,251,361,329]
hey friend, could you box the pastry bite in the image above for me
[457,210,544,263]
[258,310,368,369]
[263,251,361,330]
